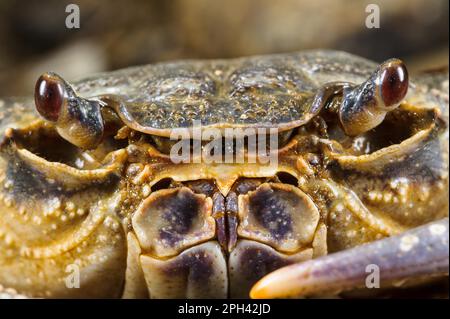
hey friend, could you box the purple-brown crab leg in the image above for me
[250,218,449,298]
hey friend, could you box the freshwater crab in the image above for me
[0,50,448,298]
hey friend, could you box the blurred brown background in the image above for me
[0,0,448,96]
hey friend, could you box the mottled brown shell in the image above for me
[73,50,377,135]
[0,51,448,299]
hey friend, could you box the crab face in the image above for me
[0,51,448,298]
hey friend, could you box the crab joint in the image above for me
[339,59,409,136]
[35,72,105,149]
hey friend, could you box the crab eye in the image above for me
[35,73,65,122]
[380,60,408,107]
[338,59,409,136]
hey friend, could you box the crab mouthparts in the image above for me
[129,180,323,298]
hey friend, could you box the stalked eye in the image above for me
[338,58,409,136]
[380,60,408,107]
[35,73,65,122]
[33,72,106,149]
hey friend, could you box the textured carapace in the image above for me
[35,52,410,149]
[0,50,448,299]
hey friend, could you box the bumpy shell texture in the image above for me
[73,51,376,135]
[0,50,448,299]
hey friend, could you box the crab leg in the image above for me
[250,218,449,298]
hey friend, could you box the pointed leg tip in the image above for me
[250,218,449,299]
[249,281,268,299]
[250,266,305,299]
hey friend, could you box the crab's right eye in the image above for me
[35,73,65,122]
[34,72,105,150]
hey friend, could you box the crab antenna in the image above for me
[250,218,448,299]
[35,72,104,149]
[339,59,409,136]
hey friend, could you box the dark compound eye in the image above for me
[380,60,408,107]
[35,73,65,122]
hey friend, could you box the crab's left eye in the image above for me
[379,60,408,107]
[35,73,65,122]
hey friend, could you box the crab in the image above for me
[0,50,448,299]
